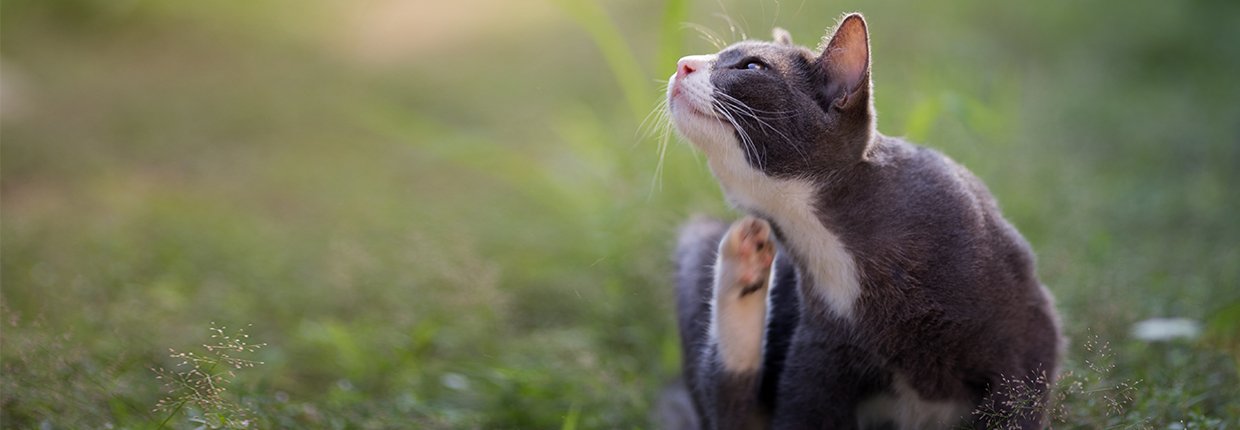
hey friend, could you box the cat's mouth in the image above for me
[669,89,727,124]
[668,70,724,123]
[671,97,720,120]
[668,90,739,152]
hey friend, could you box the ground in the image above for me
[2,0,1238,428]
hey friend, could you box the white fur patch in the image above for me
[708,257,769,372]
[856,377,972,429]
[669,57,862,320]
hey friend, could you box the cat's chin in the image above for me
[669,100,735,153]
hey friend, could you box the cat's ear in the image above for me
[817,13,871,110]
[772,27,794,46]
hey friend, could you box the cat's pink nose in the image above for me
[676,55,711,80]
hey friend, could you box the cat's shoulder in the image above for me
[867,136,951,167]
[859,136,1000,220]
[863,136,971,187]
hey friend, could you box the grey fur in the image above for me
[665,13,1063,430]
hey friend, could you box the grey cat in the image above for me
[663,13,1063,430]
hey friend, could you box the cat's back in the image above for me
[901,138,1040,296]
[847,136,1037,283]
[827,136,1052,349]
[817,136,1061,418]
[850,136,1059,361]
[826,139,973,247]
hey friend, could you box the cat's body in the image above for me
[665,14,1062,429]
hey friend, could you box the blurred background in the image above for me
[2,0,1237,428]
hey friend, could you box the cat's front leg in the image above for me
[697,216,777,429]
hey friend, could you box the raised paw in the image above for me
[720,216,776,297]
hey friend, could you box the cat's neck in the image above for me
[707,140,869,320]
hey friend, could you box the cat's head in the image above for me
[668,13,875,179]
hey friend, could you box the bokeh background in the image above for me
[2,0,1238,428]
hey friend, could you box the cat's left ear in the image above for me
[817,13,871,110]
[772,27,794,46]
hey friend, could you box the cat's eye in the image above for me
[743,61,767,70]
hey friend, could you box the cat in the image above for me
[664,13,1063,430]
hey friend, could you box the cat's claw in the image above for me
[721,217,776,297]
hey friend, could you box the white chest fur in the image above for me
[856,377,972,429]
[706,148,862,320]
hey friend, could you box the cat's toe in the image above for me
[723,217,776,288]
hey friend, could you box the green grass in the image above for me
[2,0,1238,428]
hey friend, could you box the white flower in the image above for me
[1130,318,1201,342]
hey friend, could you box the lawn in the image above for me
[2,0,1238,428]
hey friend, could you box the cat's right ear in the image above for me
[817,14,871,110]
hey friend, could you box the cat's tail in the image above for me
[661,215,727,430]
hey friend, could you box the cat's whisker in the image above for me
[714,95,791,138]
[792,0,809,18]
[653,131,674,192]
[639,97,672,140]
[769,0,782,31]
[714,94,794,126]
[715,92,798,117]
[643,90,678,195]
[713,9,747,41]
[647,107,676,195]
[713,100,764,171]
[682,22,727,50]
[717,105,796,120]
[714,102,755,148]
[650,120,675,196]
[714,94,810,166]
[724,102,796,150]
[714,99,798,127]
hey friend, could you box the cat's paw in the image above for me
[720,216,776,297]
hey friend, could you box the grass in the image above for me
[2,0,1238,428]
